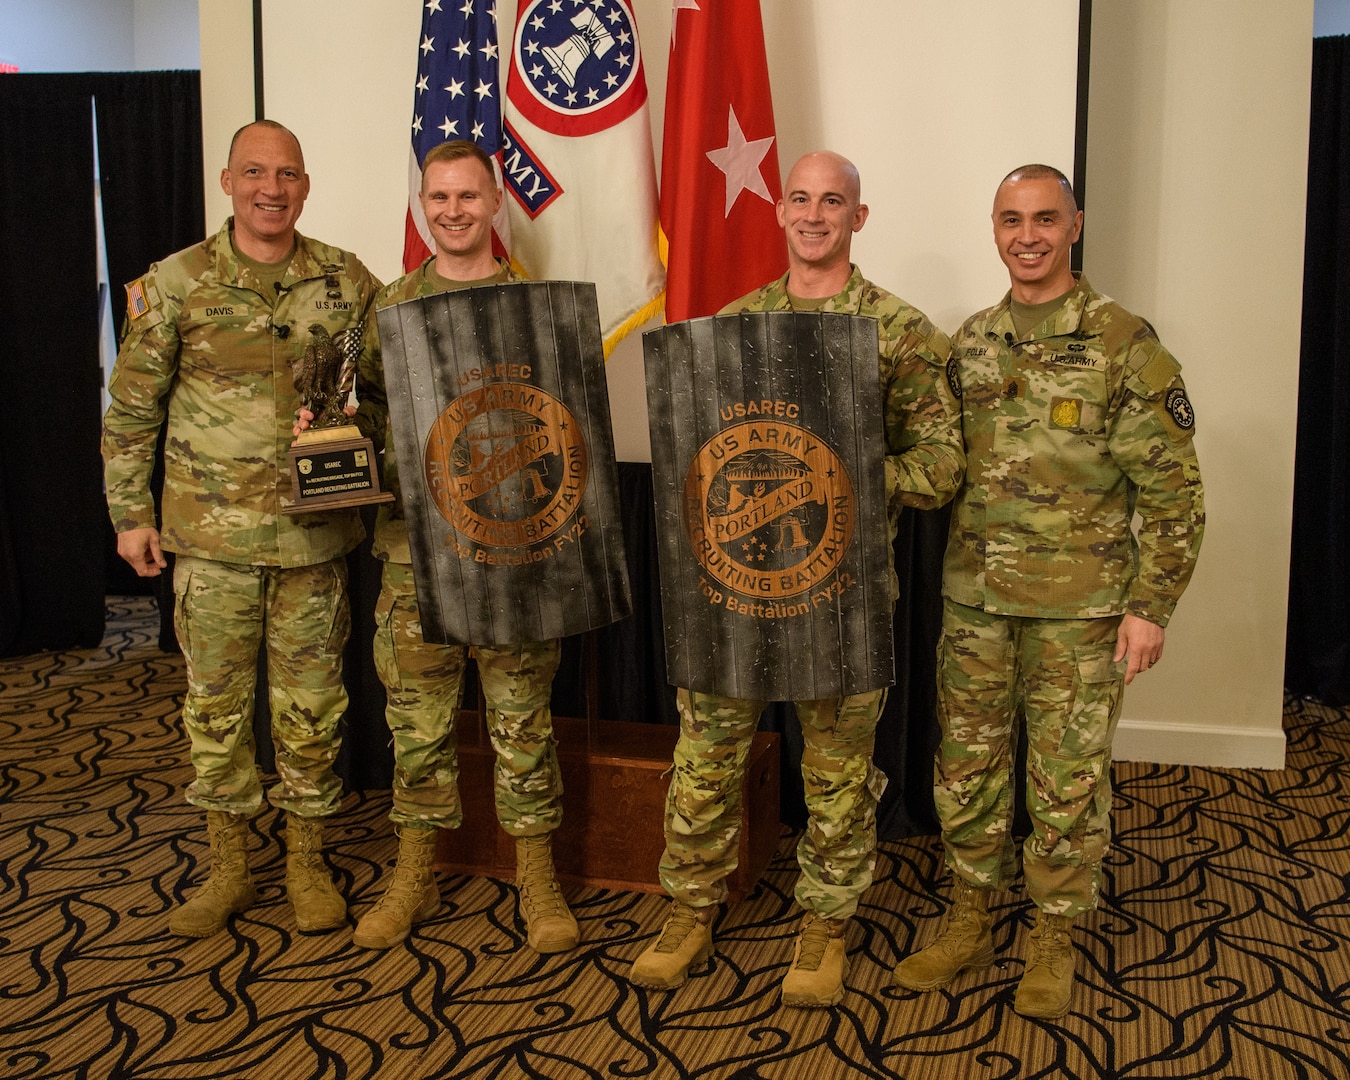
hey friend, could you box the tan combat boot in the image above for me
[285,812,347,931]
[629,902,716,989]
[353,825,442,949]
[1014,910,1076,1018]
[169,810,257,937]
[892,878,996,990]
[515,833,579,953]
[781,912,849,1008]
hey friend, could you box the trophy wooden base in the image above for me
[285,424,394,514]
[435,715,782,901]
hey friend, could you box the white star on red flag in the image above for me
[660,0,786,320]
[705,106,775,218]
[670,0,700,48]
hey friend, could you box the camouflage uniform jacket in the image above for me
[942,275,1205,626]
[723,265,965,515]
[362,257,517,564]
[103,219,381,567]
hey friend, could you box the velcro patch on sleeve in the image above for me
[1126,350,1182,400]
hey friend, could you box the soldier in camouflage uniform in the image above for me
[344,142,575,955]
[892,165,1205,1019]
[630,152,964,1007]
[102,121,381,939]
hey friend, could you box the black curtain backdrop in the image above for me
[1288,36,1350,705]
[93,72,205,618]
[0,71,203,657]
[0,80,102,656]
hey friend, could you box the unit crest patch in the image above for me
[1165,386,1195,430]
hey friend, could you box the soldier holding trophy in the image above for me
[102,120,381,938]
[632,151,965,1007]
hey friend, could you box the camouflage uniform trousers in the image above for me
[172,555,351,818]
[659,687,886,919]
[373,561,563,835]
[935,598,1127,916]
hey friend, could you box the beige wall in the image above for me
[1085,1,1312,768]
[197,1,1308,768]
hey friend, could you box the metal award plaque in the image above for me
[643,311,895,701]
[377,281,631,646]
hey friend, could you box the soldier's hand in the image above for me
[117,527,167,578]
[292,407,316,440]
[291,404,357,440]
[1115,614,1165,685]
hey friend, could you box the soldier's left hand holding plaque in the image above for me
[285,323,394,514]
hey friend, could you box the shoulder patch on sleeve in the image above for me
[1164,386,1195,431]
[1125,350,1182,400]
[1140,381,1198,445]
[125,278,150,321]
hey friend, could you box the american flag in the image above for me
[402,0,510,273]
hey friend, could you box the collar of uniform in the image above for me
[756,263,865,313]
[990,272,1095,344]
[210,217,326,292]
[416,254,516,294]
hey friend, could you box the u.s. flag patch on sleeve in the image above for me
[125,278,149,321]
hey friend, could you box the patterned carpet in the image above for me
[2,598,1348,1079]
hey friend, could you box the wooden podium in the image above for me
[435,712,781,902]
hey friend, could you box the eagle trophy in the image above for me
[293,324,361,428]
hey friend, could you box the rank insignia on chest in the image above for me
[125,279,150,321]
[1051,397,1082,429]
[1003,376,1025,400]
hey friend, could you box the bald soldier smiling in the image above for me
[103,120,381,939]
[631,150,964,1009]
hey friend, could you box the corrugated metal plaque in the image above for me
[378,281,631,645]
[644,311,894,700]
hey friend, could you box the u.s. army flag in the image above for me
[502,0,665,355]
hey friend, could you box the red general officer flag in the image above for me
[661,0,787,322]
